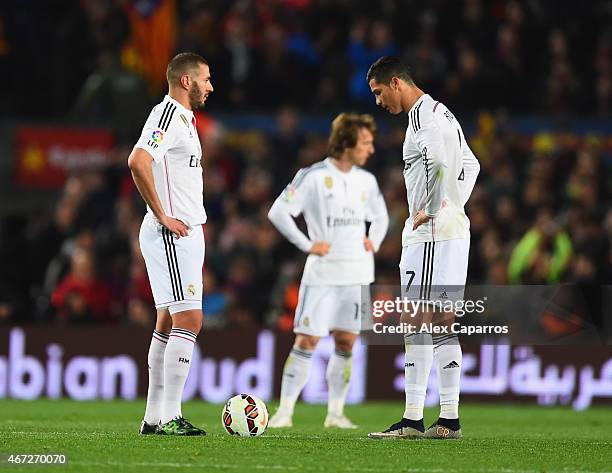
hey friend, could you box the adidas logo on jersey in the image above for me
[442,360,459,369]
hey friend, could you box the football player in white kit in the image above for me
[128,53,213,436]
[267,113,389,429]
[366,56,480,439]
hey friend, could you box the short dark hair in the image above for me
[328,113,377,157]
[166,52,208,86]
[366,56,414,86]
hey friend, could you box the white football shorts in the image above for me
[399,238,470,303]
[293,284,371,337]
[139,214,204,315]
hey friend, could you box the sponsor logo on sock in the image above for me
[442,360,459,369]
[405,362,415,367]
[178,357,190,364]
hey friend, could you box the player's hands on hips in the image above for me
[160,215,189,238]
[309,241,330,256]
[413,210,431,230]
[363,237,375,252]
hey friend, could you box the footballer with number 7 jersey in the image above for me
[267,113,389,429]
[128,53,213,436]
[366,56,480,439]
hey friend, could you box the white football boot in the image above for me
[267,410,293,428]
[324,414,358,429]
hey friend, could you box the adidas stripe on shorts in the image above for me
[399,238,470,303]
[139,214,204,314]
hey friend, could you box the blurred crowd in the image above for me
[1,0,611,123]
[0,108,610,330]
[0,0,610,331]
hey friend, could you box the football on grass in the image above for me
[222,394,269,437]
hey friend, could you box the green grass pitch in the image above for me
[1,400,611,472]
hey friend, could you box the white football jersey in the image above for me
[401,94,480,245]
[268,158,389,285]
[134,95,207,227]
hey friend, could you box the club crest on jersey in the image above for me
[324,176,333,189]
[187,284,196,296]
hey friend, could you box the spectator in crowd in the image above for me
[202,271,229,329]
[124,233,154,328]
[51,248,113,323]
[508,209,573,284]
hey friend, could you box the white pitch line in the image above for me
[66,461,611,473]
[7,431,119,436]
[70,461,300,470]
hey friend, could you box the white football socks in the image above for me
[433,334,462,419]
[161,328,197,424]
[143,330,168,424]
[277,346,313,416]
[403,332,433,420]
[326,349,352,416]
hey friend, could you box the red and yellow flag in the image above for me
[121,0,177,93]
